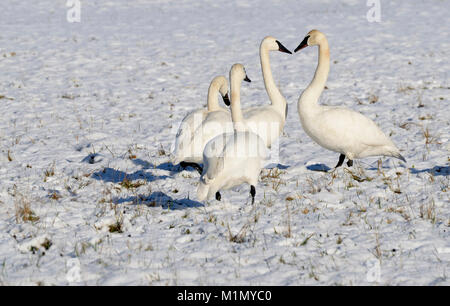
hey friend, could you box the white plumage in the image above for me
[240,36,292,148]
[197,64,268,203]
[294,30,406,167]
[171,76,230,171]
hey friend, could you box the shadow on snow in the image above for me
[306,163,332,172]
[113,191,203,210]
[91,160,204,209]
[131,158,201,175]
[409,166,449,177]
[91,167,169,183]
[306,162,449,177]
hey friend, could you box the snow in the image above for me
[0,0,449,285]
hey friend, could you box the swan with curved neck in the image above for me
[294,30,406,167]
[198,64,267,204]
[171,76,230,173]
[207,76,230,111]
[242,36,292,148]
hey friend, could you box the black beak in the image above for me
[276,40,292,54]
[244,75,251,83]
[222,93,230,106]
[294,35,310,53]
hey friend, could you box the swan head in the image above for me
[211,76,231,106]
[230,64,251,84]
[261,36,292,54]
[294,29,326,52]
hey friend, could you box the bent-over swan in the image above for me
[197,64,268,204]
[171,76,230,173]
[294,30,406,167]
[241,36,292,148]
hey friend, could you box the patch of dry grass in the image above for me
[14,194,39,223]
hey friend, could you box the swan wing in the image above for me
[320,107,394,147]
[181,110,231,162]
[178,109,206,137]
[242,106,284,147]
[191,110,232,143]
[172,109,207,162]
[202,133,230,181]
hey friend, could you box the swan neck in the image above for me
[260,44,285,114]
[300,39,330,110]
[207,82,220,111]
[230,78,245,131]
[311,40,330,91]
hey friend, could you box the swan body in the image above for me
[184,105,234,165]
[240,36,292,148]
[243,105,285,148]
[198,64,268,203]
[294,30,405,166]
[171,76,230,169]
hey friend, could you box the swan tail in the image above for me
[387,148,406,163]
[171,151,186,166]
[170,139,182,164]
[197,181,210,202]
[170,154,180,165]
[394,153,406,163]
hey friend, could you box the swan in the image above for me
[171,75,230,173]
[294,30,406,168]
[182,37,292,173]
[197,64,268,204]
[173,37,290,174]
[241,36,292,148]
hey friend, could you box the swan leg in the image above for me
[180,162,203,175]
[215,192,221,201]
[250,185,256,205]
[335,154,346,168]
[346,159,353,167]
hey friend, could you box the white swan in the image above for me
[197,64,268,204]
[185,100,234,170]
[181,37,292,173]
[294,30,406,167]
[171,76,230,173]
[241,36,292,148]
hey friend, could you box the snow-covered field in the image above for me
[0,0,448,285]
